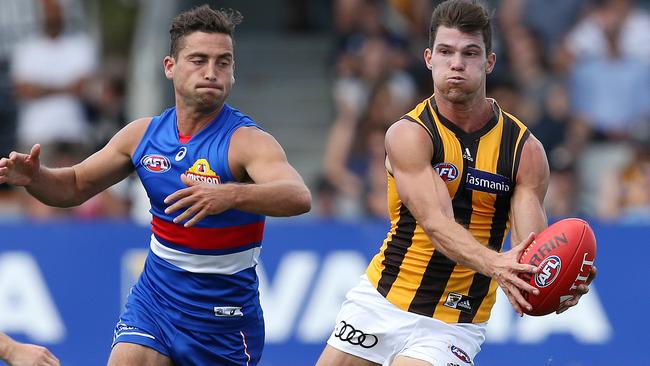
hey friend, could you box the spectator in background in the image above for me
[499,0,588,58]
[559,0,650,214]
[563,0,650,66]
[568,28,650,143]
[10,0,97,156]
[0,332,59,366]
[599,140,650,223]
[0,0,41,213]
[8,0,130,220]
[333,0,411,78]
[386,0,432,43]
[322,36,415,217]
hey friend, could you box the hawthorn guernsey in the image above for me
[130,104,265,331]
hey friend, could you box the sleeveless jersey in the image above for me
[366,96,530,324]
[131,104,265,331]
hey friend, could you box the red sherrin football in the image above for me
[518,218,597,316]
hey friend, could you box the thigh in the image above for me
[171,320,265,366]
[325,277,418,365]
[316,344,381,366]
[390,355,432,366]
[107,343,173,366]
[395,320,484,366]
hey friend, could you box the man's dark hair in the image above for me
[169,5,243,58]
[428,0,492,54]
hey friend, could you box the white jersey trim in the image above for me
[150,234,260,274]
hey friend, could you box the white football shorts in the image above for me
[326,275,486,366]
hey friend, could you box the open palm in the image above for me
[0,144,41,186]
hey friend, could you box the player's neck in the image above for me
[434,93,493,134]
[175,103,224,136]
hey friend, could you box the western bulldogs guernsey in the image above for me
[119,104,265,347]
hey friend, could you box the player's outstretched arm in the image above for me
[386,120,539,316]
[165,126,311,226]
[510,135,596,314]
[0,118,150,208]
[0,333,60,366]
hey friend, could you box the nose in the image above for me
[449,53,465,71]
[203,63,217,82]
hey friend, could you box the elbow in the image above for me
[282,185,311,216]
[42,196,84,208]
[294,187,312,215]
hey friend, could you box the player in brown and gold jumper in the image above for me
[317,1,596,365]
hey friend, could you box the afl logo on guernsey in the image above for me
[433,163,459,182]
[141,154,171,173]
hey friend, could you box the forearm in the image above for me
[26,166,85,207]
[0,333,14,361]
[422,215,497,276]
[229,180,311,216]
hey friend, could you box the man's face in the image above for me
[425,26,495,103]
[164,31,235,111]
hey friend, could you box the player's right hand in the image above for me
[489,232,540,316]
[0,144,41,186]
[4,341,60,366]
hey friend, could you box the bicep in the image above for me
[510,135,550,245]
[231,127,305,185]
[387,121,452,222]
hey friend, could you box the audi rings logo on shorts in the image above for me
[334,321,378,349]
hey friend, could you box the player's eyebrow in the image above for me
[186,51,233,60]
[436,43,483,51]
[463,44,483,51]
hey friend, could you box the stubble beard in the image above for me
[439,86,474,105]
[190,91,227,114]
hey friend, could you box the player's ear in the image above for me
[163,55,175,80]
[485,52,496,74]
[424,48,433,71]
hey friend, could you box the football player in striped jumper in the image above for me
[317,1,595,365]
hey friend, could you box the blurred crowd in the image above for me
[317,0,650,224]
[0,0,649,224]
[0,0,131,220]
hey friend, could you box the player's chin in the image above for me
[196,95,226,109]
[442,88,472,103]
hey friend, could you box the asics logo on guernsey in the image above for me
[334,321,378,349]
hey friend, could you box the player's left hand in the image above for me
[163,174,234,227]
[556,265,597,314]
[4,341,60,366]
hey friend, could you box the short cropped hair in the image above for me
[169,5,243,58]
[428,0,492,55]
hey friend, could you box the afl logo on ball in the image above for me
[536,255,562,288]
[141,154,171,173]
[434,163,459,182]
